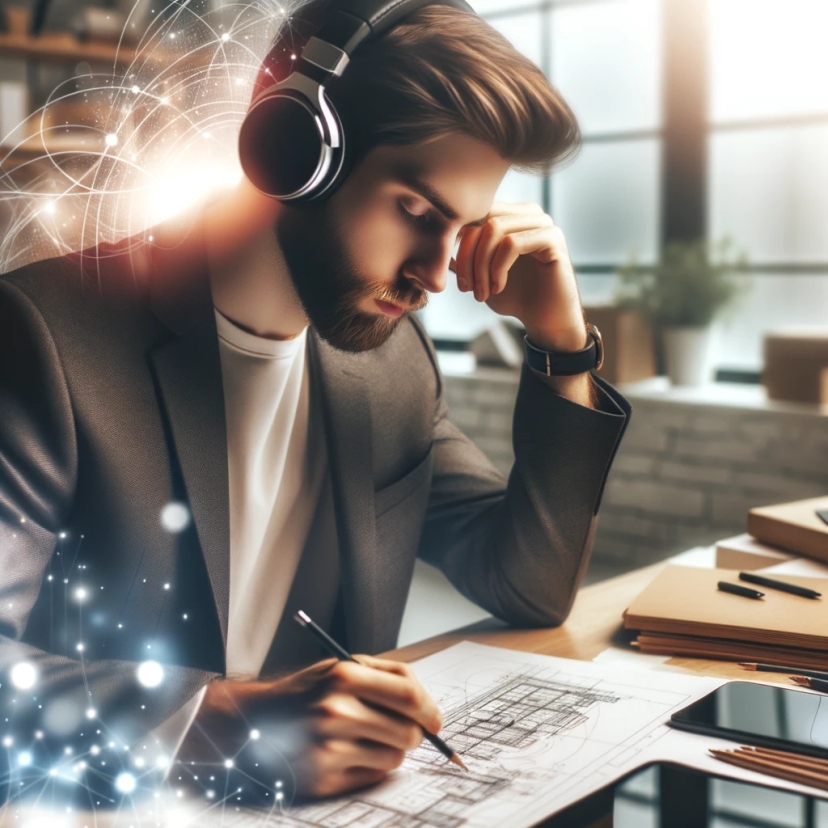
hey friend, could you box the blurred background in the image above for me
[0,0,826,644]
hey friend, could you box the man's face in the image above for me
[275,132,510,352]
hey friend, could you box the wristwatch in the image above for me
[523,322,604,377]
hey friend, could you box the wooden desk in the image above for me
[387,561,794,686]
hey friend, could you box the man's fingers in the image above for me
[315,738,407,775]
[311,693,424,751]
[471,213,553,301]
[327,660,442,734]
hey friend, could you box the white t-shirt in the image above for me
[149,308,328,760]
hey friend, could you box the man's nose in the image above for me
[402,239,456,294]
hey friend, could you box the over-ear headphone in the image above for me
[238,0,475,204]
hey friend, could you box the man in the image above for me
[0,0,629,807]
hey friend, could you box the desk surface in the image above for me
[387,561,794,685]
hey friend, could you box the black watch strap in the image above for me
[524,323,604,377]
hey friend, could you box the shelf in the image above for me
[0,31,140,66]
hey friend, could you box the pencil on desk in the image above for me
[294,610,468,772]
[739,663,828,681]
[710,747,828,792]
[790,675,828,693]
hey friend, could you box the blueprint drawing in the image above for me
[216,641,722,828]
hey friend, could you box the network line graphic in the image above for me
[0,0,292,276]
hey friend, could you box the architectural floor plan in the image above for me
[215,641,722,828]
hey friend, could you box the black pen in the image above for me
[718,581,764,600]
[294,610,468,771]
[739,572,822,599]
[739,663,828,681]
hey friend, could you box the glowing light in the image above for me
[76,643,85,652]
[131,85,140,93]
[58,531,66,538]
[134,756,145,768]
[34,731,43,740]
[156,754,169,769]
[73,587,88,603]
[85,708,97,720]
[249,729,260,740]
[137,661,164,688]
[17,751,32,767]
[90,745,100,756]
[224,759,233,768]
[160,97,169,105]
[105,133,119,147]
[2,736,12,748]
[221,33,230,42]
[160,502,190,533]
[115,772,137,794]
[11,662,37,690]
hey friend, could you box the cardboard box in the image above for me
[763,330,828,404]
[583,306,656,385]
[714,533,794,570]
[748,496,828,562]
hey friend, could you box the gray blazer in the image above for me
[0,211,629,768]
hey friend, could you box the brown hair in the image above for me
[251,1,580,176]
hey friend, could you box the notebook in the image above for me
[623,565,828,652]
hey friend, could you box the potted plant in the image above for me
[615,238,747,386]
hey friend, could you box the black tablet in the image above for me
[541,760,828,828]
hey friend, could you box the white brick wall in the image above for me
[443,372,828,568]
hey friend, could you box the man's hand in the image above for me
[451,201,595,407]
[178,655,442,801]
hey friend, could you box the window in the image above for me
[421,0,828,378]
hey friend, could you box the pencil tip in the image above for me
[451,753,468,772]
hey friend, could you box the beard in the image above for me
[275,202,428,353]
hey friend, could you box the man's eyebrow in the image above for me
[393,167,490,227]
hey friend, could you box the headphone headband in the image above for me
[239,0,477,202]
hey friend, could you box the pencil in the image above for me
[790,675,828,693]
[294,610,468,772]
[739,663,828,681]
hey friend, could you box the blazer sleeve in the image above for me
[0,281,217,781]
[417,353,630,628]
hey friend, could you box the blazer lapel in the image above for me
[309,332,379,654]
[146,208,231,654]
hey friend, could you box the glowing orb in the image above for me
[160,502,190,533]
[11,662,37,690]
[115,772,137,794]
[2,736,12,748]
[105,134,119,147]
[221,33,230,42]
[17,751,32,767]
[85,708,97,720]
[249,729,260,741]
[137,661,164,688]
[73,587,88,603]
[224,759,233,768]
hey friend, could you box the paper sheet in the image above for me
[239,641,724,828]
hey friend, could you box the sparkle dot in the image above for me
[136,661,164,688]
[90,745,100,756]
[224,759,233,768]
[34,731,43,740]
[276,791,283,801]
[221,32,230,41]
[131,85,140,93]
[2,736,12,748]
[160,502,190,533]
[11,662,37,690]
[115,772,136,794]
[17,751,32,767]
[163,583,170,590]
[73,587,88,603]
[58,531,67,539]
[249,729,260,741]
[105,133,118,147]
[85,708,97,720]
[76,643,84,653]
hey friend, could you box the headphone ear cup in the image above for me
[239,89,328,200]
[295,97,352,206]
